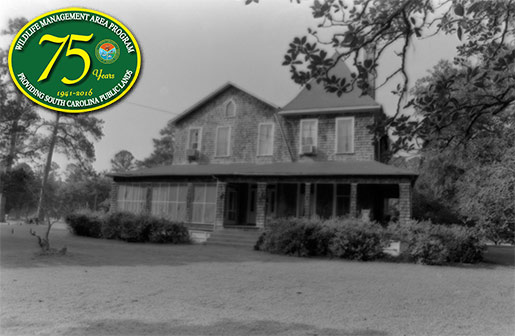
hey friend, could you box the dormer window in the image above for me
[225,100,236,117]
[187,127,202,151]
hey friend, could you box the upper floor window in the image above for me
[300,119,318,150]
[187,127,202,151]
[215,126,231,157]
[225,100,236,117]
[257,123,274,156]
[335,117,354,153]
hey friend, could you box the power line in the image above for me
[124,101,177,115]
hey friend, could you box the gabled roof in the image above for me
[171,82,279,123]
[280,59,381,115]
[108,161,417,178]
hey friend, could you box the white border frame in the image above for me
[257,122,275,156]
[299,119,318,154]
[215,125,232,157]
[335,117,355,154]
[187,127,203,152]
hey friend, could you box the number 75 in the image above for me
[37,33,93,85]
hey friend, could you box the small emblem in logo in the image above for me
[96,39,120,64]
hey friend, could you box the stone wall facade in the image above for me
[398,182,412,224]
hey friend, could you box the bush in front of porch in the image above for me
[384,221,485,265]
[66,211,191,244]
[255,217,385,261]
[255,218,486,265]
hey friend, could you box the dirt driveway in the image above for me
[1,223,514,336]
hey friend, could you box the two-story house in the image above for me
[109,61,417,232]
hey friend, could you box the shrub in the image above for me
[386,220,485,265]
[67,211,192,244]
[102,212,153,242]
[102,212,131,240]
[257,217,384,260]
[257,218,484,265]
[65,210,103,238]
[438,225,484,263]
[409,233,449,265]
[119,214,153,242]
[256,217,335,257]
[328,220,385,261]
[148,219,190,244]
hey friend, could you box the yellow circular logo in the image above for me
[8,8,141,113]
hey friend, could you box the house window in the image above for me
[225,100,236,117]
[150,184,187,221]
[215,126,231,157]
[117,184,147,213]
[187,127,202,151]
[192,183,217,224]
[336,117,354,153]
[300,119,318,150]
[257,123,274,156]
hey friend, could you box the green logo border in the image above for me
[7,7,142,114]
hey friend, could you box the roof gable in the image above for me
[172,82,279,124]
[280,60,381,115]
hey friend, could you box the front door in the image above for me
[225,187,238,225]
[247,184,257,224]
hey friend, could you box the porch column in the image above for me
[350,183,357,218]
[399,182,412,224]
[144,185,152,214]
[256,182,267,228]
[185,183,194,223]
[109,181,119,213]
[304,182,312,218]
[214,181,227,230]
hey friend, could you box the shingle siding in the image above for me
[173,87,291,164]
[281,113,376,162]
[173,86,378,165]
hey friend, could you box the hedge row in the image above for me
[255,218,485,265]
[65,211,191,244]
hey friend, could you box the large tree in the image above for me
[0,18,41,221]
[248,0,515,152]
[2,163,38,219]
[138,119,174,168]
[61,164,112,212]
[110,150,136,172]
[0,18,40,168]
[409,57,514,241]
[35,112,104,220]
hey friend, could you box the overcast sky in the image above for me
[1,0,457,172]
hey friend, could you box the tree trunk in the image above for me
[36,112,61,222]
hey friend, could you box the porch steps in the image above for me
[206,228,263,248]
[185,223,214,232]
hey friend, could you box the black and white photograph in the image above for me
[1,0,514,335]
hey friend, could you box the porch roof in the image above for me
[108,161,417,179]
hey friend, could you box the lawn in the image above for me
[1,222,514,336]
